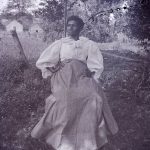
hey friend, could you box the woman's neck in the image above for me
[69,35,79,41]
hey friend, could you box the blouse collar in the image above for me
[62,36,89,44]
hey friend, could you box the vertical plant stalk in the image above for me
[64,0,68,37]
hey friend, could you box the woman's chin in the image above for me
[67,32,79,37]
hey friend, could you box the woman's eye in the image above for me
[67,24,76,27]
[67,25,71,28]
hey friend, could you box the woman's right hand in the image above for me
[46,63,62,73]
[46,65,60,73]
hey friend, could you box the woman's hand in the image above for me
[48,67,59,73]
[92,73,100,84]
[46,62,64,73]
[46,65,60,73]
[94,77,100,83]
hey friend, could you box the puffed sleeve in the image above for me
[87,41,104,81]
[36,40,62,79]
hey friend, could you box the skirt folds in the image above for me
[31,59,118,150]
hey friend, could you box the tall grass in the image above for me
[0,55,53,150]
[0,33,150,150]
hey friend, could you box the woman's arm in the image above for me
[36,40,61,78]
[87,41,104,83]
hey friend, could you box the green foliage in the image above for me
[1,0,149,41]
[33,0,65,41]
[41,19,64,42]
[80,0,116,42]
[4,0,33,14]
[126,0,150,40]
[35,0,64,22]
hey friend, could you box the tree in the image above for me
[35,0,64,22]
[126,0,150,40]
[5,0,32,14]
[69,0,116,42]
[33,0,150,42]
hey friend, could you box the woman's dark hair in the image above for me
[67,16,84,29]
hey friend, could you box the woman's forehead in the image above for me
[67,20,78,25]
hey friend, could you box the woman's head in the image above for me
[67,16,84,37]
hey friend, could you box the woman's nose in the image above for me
[68,25,73,30]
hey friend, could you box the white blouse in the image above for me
[36,36,104,80]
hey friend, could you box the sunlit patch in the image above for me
[27,0,45,13]
[109,13,116,25]
[98,118,107,138]
[91,99,96,108]
[82,139,95,150]
[58,142,74,150]
[121,1,129,13]
[99,118,105,128]
[0,0,8,14]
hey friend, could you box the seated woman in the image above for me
[31,15,118,150]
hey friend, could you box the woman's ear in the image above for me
[78,27,84,35]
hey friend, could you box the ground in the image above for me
[0,51,150,150]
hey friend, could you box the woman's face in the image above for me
[67,20,81,37]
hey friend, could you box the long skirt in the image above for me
[31,59,118,150]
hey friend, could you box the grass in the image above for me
[0,52,150,150]
[0,33,150,150]
[0,55,52,150]
[0,33,47,60]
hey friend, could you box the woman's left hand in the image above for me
[93,74,100,83]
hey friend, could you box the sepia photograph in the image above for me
[0,0,150,150]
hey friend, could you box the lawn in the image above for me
[0,34,150,150]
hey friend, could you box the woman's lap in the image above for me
[31,59,118,150]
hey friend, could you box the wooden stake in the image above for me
[11,27,29,67]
